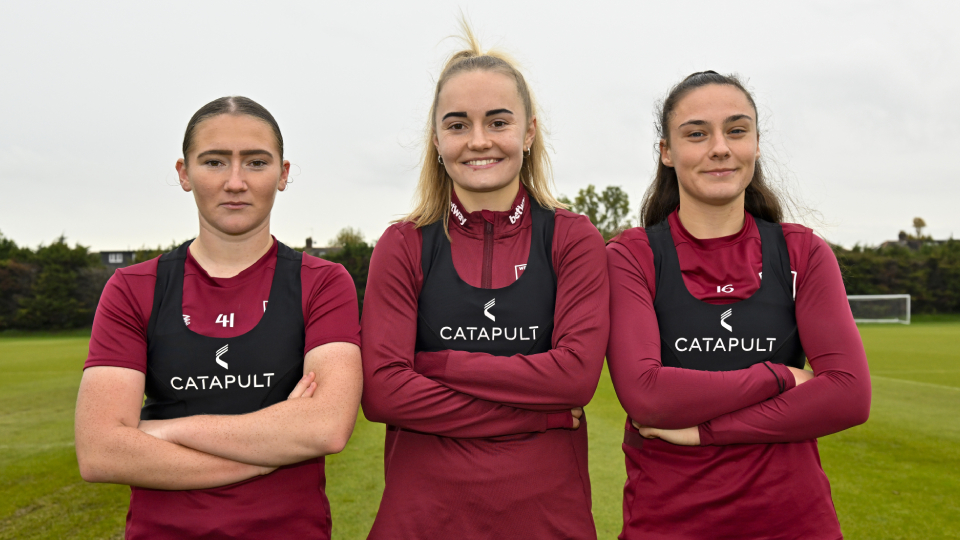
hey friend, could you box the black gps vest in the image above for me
[648,215,805,372]
[415,202,557,356]
[141,240,306,420]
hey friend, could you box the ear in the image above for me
[278,160,291,192]
[659,139,674,168]
[176,158,192,192]
[523,116,537,151]
[755,134,761,161]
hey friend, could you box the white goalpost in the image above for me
[847,294,911,324]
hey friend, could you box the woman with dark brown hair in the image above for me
[75,96,362,539]
[606,71,871,539]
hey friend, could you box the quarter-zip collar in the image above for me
[669,208,755,251]
[449,185,531,240]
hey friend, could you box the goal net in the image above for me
[847,294,911,324]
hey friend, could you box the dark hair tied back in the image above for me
[182,96,284,162]
[640,71,785,226]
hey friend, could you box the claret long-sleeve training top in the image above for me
[361,186,609,539]
[606,210,871,540]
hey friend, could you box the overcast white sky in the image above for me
[2,0,958,251]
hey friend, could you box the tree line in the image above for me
[833,239,960,314]
[2,187,956,330]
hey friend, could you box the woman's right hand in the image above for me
[571,407,583,429]
[788,366,814,386]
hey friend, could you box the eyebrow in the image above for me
[440,108,515,121]
[196,149,275,159]
[678,114,754,129]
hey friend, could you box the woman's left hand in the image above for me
[632,420,701,446]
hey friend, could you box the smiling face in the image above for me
[176,114,290,238]
[661,83,760,210]
[433,70,536,211]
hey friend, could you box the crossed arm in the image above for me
[360,224,593,438]
[75,341,362,490]
[607,238,870,447]
[411,218,609,412]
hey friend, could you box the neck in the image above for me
[189,217,274,278]
[453,177,521,213]
[676,192,746,239]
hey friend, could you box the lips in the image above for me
[463,158,503,168]
[703,169,736,177]
[220,201,251,209]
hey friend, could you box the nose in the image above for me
[224,162,247,192]
[467,126,493,151]
[709,133,732,160]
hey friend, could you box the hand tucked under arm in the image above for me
[138,342,363,467]
[631,370,814,447]
[76,366,271,490]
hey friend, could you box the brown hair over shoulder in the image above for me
[640,71,786,227]
[403,21,565,235]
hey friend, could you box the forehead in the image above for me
[671,84,756,125]
[191,114,278,151]
[436,70,523,116]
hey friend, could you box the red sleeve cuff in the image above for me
[698,423,715,446]
[771,362,797,392]
[546,411,573,430]
[82,359,147,374]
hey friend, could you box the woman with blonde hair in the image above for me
[361,27,608,539]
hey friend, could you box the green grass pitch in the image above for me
[1,318,957,539]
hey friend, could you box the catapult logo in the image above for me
[167,344,276,391]
[721,309,733,332]
[215,344,229,369]
[438,298,540,342]
[673,308,779,354]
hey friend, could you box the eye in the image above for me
[448,122,466,131]
[687,131,706,139]
[491,120,508,128]
[203,159,225,167]
[729,127,748,135]
[248,159,269,167]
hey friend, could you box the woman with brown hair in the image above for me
[75,96,362,539]
[360,27,608,539]
[606,71,871,539]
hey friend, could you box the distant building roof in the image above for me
[302,237,341,258]
[99,251,136,269]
